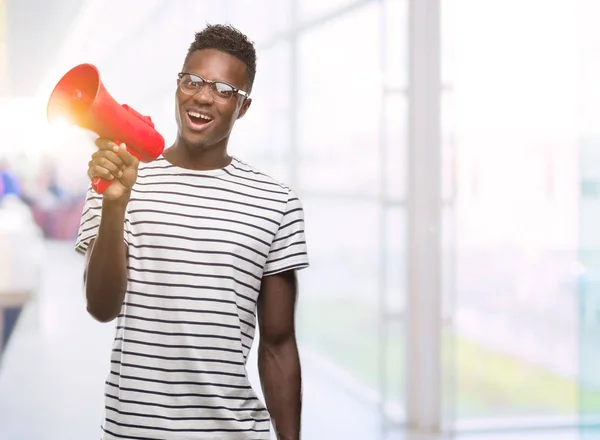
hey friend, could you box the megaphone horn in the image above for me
[46,63,165,194]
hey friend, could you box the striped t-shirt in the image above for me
[75,155,310,440]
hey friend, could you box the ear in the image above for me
[237,98,252,120]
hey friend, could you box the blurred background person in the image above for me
[0,158,22,200]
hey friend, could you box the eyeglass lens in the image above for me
[179,74,235,102]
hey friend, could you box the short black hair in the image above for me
[185,24,257,93]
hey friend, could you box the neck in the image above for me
[165,140,231,171]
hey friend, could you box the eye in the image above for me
[185,78,202,88]
[181,74,204,88]
[214,82,235,97]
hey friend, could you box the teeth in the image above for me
[188,110,212,121]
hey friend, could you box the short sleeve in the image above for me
[75,185,103,255]
[263,189,310,276]
[74,185,129,256]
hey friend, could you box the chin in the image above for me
[182,137,207,151]
[184,133,219,151]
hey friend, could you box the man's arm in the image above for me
[84,200,129,323]
[257,269,302,440]
[82,140,139,323]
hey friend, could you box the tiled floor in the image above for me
[0,240,596,440]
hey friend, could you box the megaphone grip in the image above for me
[92,177,113,194]
[91,142,139,195]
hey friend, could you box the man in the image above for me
[76,24,309,440]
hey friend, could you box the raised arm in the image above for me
[81,139,139,322]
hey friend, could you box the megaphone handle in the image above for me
[92,177,113,194]
[91,138,126,195]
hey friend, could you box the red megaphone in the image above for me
[46,63,165,194]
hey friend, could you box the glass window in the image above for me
[383,94,408,201]
[441,0,455,86]
[381,206,407,419]
[296,2,383,197]
[297,0,360,23]
[298,197,390,391]
[579,0,600,139]
[297,198,407,431]
[577,0,600,424]
[383,0,408,91]
[226,0,292,44]
[442,90,456,203]
[446,0,584,425]
[101,4,187,100]
[294,2,409,433]
[230,41,292,171]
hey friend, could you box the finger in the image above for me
[89,156,122,177]
[116,143,139,168]
[89,165,117,181]
[95,138,118,150]
[92,150,125,168]
[87,166,112,182]
[92,157,123,177]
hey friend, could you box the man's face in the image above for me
[175,48,252,150]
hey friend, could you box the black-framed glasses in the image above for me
[177,72,249,104]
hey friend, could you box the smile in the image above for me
[185,110,214,132]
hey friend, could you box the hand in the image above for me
[88,138,139,202]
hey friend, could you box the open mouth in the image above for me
[186,110,214,131]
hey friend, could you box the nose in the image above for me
[192,84,213,104]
